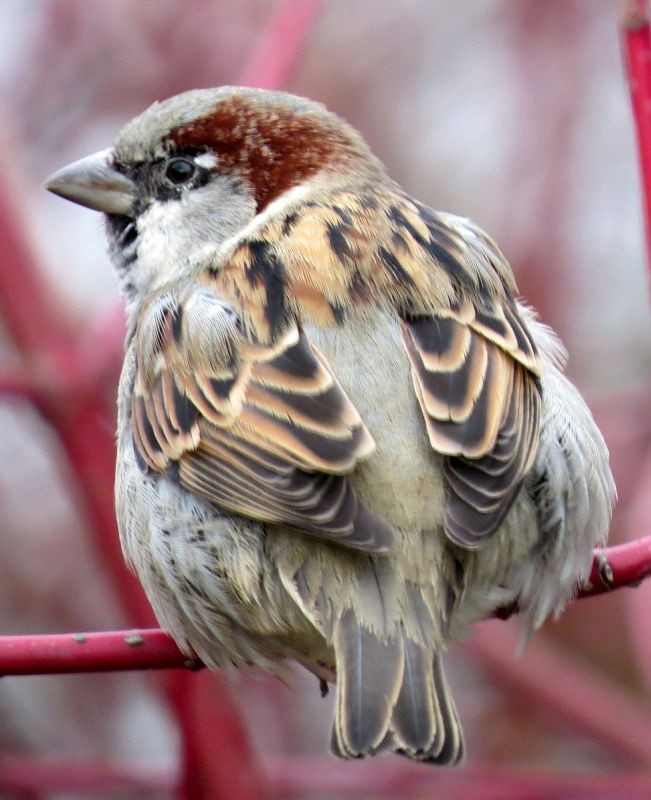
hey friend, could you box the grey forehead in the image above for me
[113,86,326,163]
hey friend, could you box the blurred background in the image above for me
[1,0,651,798]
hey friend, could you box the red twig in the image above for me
[620,0,651,706]
[1,536,650,677]
[579,535,651,596]
[169,670,268,800]
[0,754,175,795]
[0,370,45,405]
[263,757,651,800]
[623,0,651,270]
[469,621,651,767]
[239,0,323,89]
[0,629,197,676]
[2,755,651,800]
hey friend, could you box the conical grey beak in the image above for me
[45,149,137,216]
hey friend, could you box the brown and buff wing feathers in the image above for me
[131,299,392,552]
[401,306,542,547]
[396,226,542,547]
[133,180,541,552]
[221,185,542,549]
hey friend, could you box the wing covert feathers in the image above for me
[402,303,541,548]
[132,183,543,552]
[132,304,391,552]
[214,184,542,548]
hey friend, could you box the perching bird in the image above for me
[46,87,615,763]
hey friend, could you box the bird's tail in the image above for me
[331,609,464,764]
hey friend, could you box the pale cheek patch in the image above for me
[135,201,190,291]
[133,177,257,294]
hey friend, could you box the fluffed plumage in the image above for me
[45,87,615,763]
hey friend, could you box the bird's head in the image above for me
[45,87,381,301]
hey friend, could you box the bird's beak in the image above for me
[45,149,137,217]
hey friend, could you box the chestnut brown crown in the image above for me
[114,86,385,212]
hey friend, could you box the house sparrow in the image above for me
[46,87,615,763]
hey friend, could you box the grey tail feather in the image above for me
[423,654,464,765]
[392,639,464,764]
[332,609,403,758]
[331,613,464,764]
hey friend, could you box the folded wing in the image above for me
[131,295,392,552]
[401,290,541,548]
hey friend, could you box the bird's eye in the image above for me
[165,158,196,185]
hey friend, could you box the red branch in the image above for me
[263,757,651,800]
[1,537,649,677]
[0,629,197,676]
[3,755,651,799]
[0,754,175,795]
[579,535,651,596]
[239,0,324,89]
[623,0,651,272]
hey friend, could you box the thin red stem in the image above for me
[470,622,651,767]
[0,754,175,795]
[622,0,651,272]
[0,629,197,675]
[2,536,650,677]
[579,535,651,596]
[0,369,45,405]
[239,0,323,89]
[263,757,651,800]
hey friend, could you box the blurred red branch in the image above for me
[2,755,651,800]
[623,0,651,271]
[2,536,650,678]
[0,754,175,796]
[0,629,197,676]
[579,535,651,596]
[0,370,45,405]
[264,758,651,800]
[240,0,323,89]
[470,621,651,767]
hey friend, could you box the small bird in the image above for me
[46,87,615,763]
